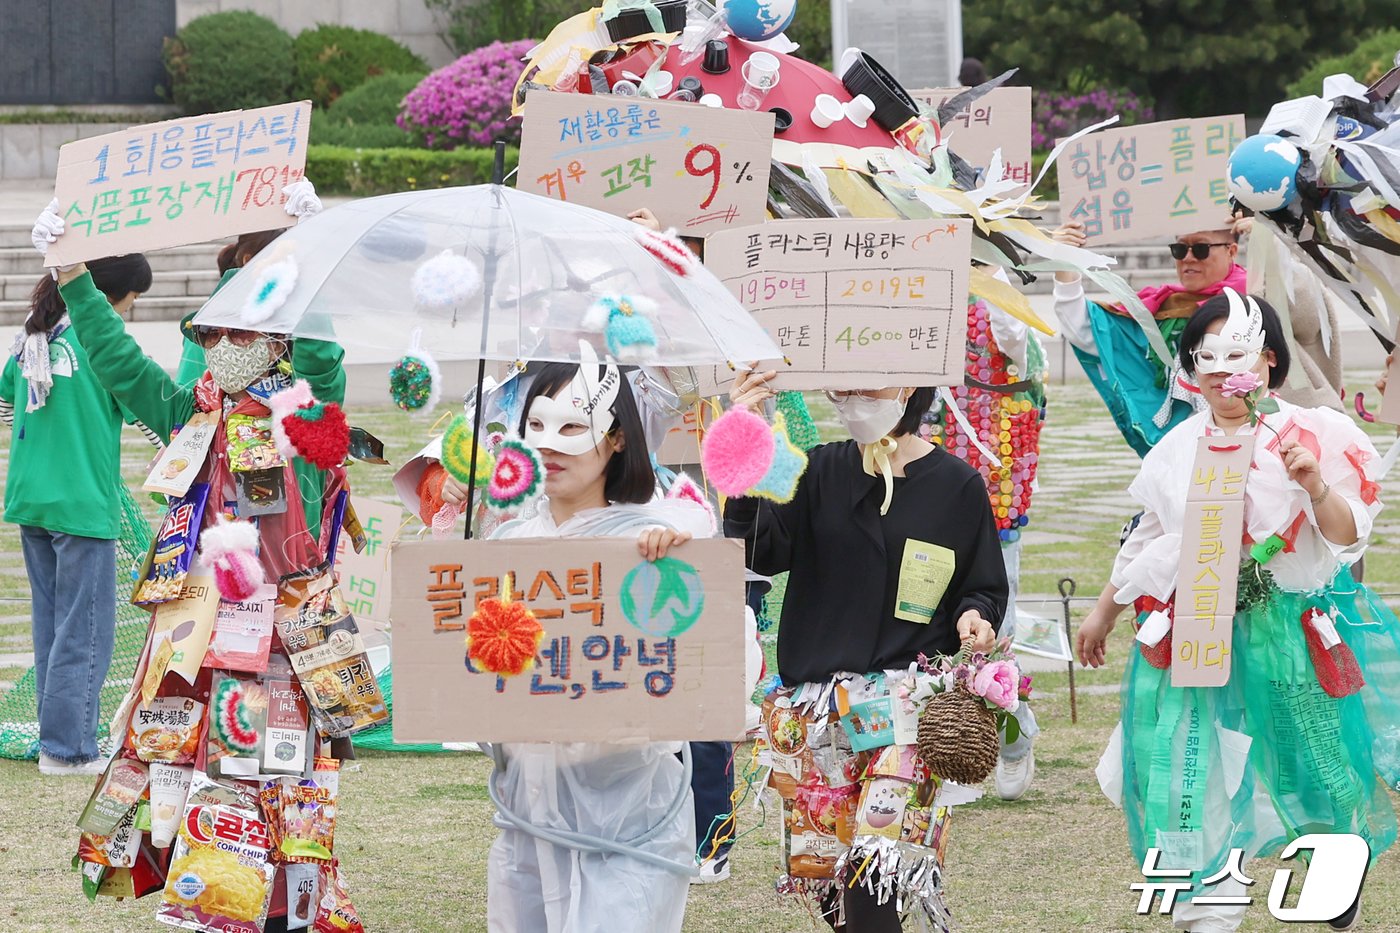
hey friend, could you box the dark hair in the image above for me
[519,362,656,505]
[1179,293,1291,389]
[27,253,153,336]
[893,387,937,437]
[216,229,285,275]
[958,57,987,86]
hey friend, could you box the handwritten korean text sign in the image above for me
[1056,115,1245,246]
[910,87,1032,185]
[390,537,746,742]
[46,101,312,266]
[517,91,774,234]
[700,218,973,390]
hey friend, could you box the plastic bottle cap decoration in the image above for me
[583,293,659,364]
[467,573,545,677]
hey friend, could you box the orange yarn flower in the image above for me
[467,588,545,677]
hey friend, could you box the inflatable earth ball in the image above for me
[722,0,799,42]
[1228,134,1302,212]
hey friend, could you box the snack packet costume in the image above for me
[1101,396,1400,928]
[59,270,379,928]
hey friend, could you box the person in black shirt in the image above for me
[724,368,1006,932]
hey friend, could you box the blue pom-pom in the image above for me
[605,308,658,363]
[750,413,808,503]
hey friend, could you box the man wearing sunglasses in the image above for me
[1050,217,1341,456]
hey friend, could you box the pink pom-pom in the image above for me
[268,379,315,461]
[666,472,717,532]
[635,227,699,277]
[701,406,775,496]
[213,550,262,602]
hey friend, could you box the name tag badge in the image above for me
[895,539,956,624]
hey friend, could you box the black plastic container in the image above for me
[604,0,688,42]
[841,51,919,131]
[702,39,731,74]
[769,107,792,133]
[678,76,704,98]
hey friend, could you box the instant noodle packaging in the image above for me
[274,575,387,737]
[128,695,204,764]
[158,772,274,933]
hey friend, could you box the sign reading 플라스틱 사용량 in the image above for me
[45,101,311,267]
[390,536,746,743]
[516,90,774,234]
[692,218,973,392]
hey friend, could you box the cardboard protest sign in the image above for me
[657,404,707,466]
[46,101,311,267]
[1172,436,1253,688]
[391,537,746,743]
[1380,319,1400,426]
[332,497,403,625]
[696,218,973,391]
[517,91,774,234]
[911,86,1033,185]
[1057,115,1245,246]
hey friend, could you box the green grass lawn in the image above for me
[2,380,1399,931]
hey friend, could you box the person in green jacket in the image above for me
[0,255,152,775]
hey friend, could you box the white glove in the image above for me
[282,179,323,222]
[31,197,64,255]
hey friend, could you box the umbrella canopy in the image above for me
[192,184,782,368]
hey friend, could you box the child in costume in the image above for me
[0,253,153,775]
[1076,290,1400,933]
[724,368,1005,931]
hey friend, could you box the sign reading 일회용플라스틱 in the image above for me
[45,101,312,267]
[1056,115,1245,246]
[516,90,774,235]
[390,537,747,743]
[694,218,973,392]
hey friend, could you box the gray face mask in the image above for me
[205,335,274,393]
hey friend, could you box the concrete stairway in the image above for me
[0,223,224,327]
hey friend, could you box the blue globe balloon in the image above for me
[1228,134,1301,212]
[722,0,799,42]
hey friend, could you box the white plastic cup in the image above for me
[844,94,875,128]
[742,52,781,89]
[699,93,724,108]
[811,94,845,128]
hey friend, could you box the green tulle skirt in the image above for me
[1118,571,1400,888]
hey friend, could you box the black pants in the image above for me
[822,883,903,932]
[690,740,735,861]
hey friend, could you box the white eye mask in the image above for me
[524,362,623,455]
[1192,287,1265,375]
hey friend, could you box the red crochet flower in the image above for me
[468,597,545,677]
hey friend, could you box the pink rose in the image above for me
[1219,371,1263,398]
[971,660,1020,711]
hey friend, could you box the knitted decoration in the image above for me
[665,472,716,533]
[416,463,451,526]
[269,380,315,460]
[1301,608,1365,699]
[915,685,1000,784]
[700,406,775,496]
[776,390,821,451]
[199,516,264,602]
[582,294,658,364]
[749,412,808,503]
[635,227,699,277]
[413,249,482,311]
[213,677,260,754]
[468,582,545,677]
[441,414,495,488]
[242,255,298,326]
[485,438,545,512]
[389,331,442,414]
[269,379,351,469]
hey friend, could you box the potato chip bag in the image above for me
[157,772,274,933]
[279,757,339,862]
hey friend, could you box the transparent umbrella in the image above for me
[192,181,783,368]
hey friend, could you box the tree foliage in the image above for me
[962,0,1399,117]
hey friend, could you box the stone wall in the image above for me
[175,0,457,68]
[0,124,127,180]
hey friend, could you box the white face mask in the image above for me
[524,363,622,456]
[829,392,905,444]
[1191,286,1265,375]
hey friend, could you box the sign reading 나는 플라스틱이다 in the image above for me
[390,537,747,743]
[45,101,311,267]
[516,90,775,235]
[692,218,973,392]
[1056,115,1245,246]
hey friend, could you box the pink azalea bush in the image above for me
[399,39,535,149]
